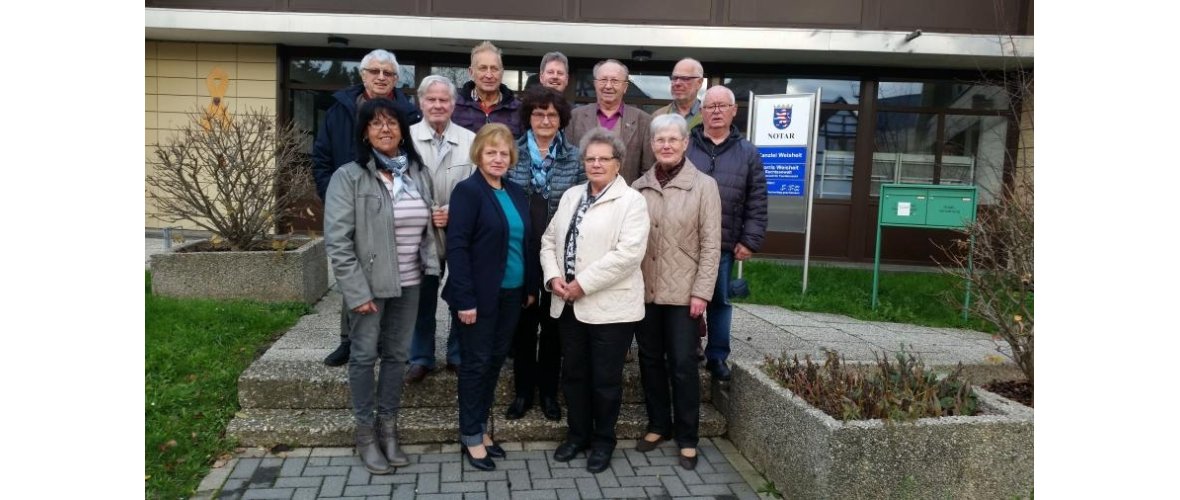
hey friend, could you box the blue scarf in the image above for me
[372,148,418,201]
[527,131,562,199]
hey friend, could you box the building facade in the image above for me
[145,0,1033,264]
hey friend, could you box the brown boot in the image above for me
[377,416,410,467]
[355,423,391,474]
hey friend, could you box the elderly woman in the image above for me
[442,123,539,471]
[631,113,721,471]
[324,98,440,475]
[540,128,650,474]
[504,86,586,422]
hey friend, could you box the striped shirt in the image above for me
[379,171,430,287]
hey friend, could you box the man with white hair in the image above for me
[565,59,653,184]
[685,85,768,382]
[313,48,422,367]
[452,41,523,136]
[653,58,705,130]
[404,75,477,383]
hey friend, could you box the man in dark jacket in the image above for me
[312,48,422,366]
[451,41,523,137]
[685,85,768,381]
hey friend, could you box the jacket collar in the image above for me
[584,173,629,204]
[411,120,461,145]
[633,158,702,192]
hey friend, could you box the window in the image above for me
[878,81,1008,110]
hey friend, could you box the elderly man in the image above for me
[566,59,653,184]
[404,75,477,383]
[452,41,522,137]
[538,51,570,93]
[313,48,422,367]
[653,58,705,130]
[685,86,768,381]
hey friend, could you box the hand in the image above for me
[549,277,569,301]
[564,279,585,302]
[353,301,378,315]
[735,243,753,261]
[458,308,477,324]
[689,297,707,319]
[432,207,449,228]
[525,294,536,308]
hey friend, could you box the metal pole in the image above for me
[162,227,173,250]
[801,90,821,295]
[963,233,974,321]
[872,222,883,310]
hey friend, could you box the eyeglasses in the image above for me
[531,112,560,122]
[704,103,734,113]
[473,65,503,75]
[363,68,396,78]
[368,119,398,130]
[653,137,683,146]
[594,78,627,87]
[670,75,702,83]
[584,156,617,165]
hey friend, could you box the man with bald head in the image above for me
[565,59,653,184]
[653,58,705,130]
[685,85,768,381]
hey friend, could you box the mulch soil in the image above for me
[983,379,1033,407]
[175,239,306,253]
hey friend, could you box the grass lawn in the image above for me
[736,260,995,331]
[145,272,308,499]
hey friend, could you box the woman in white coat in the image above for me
[539,127,650,474]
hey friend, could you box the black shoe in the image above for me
[445,363,459,373]
[404,364,430,384]
[324,340,350,367]
[553,442,587,462]
[635,434,668,453]
[586,449,612,473]
[678,450,699,471]
[485,442,506,458]
[707,360,732,381]
[540,395,561,421]
[504,397,532,420]
[462,445,495,471]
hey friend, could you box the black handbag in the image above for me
[728,260,750,299]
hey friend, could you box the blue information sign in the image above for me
[759,146,808,197]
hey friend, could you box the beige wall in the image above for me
[145,41,278,229]
[1014,78,1033,202]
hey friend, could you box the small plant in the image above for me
[762,347,978,422]
[756,474,784,499]
[148,107,314,251]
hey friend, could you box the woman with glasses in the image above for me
[539,127,650,474]
[324,98,439,475]
[631,113,721,471]
[442,123,539,471]
[503,87,586,423]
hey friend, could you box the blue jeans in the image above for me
[408,268,461,369]
[456,287,522,446]
[705,250,734,365]
[346,286,420,426]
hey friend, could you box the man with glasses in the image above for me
[685,85,768,382]
[566,59,653,184]
[313,48,422,367]
[453,41,523,137]
[653,58,706,130]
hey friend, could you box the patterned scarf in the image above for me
[527,131,562,200]
[373,148,419,202]
[562,182,611,281]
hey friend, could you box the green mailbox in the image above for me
[872,184,978,319]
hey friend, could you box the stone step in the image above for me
[239,359,716,409]
[227,403,727,447]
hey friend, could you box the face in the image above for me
[593,62,628,107]
[651,128,688,167]
[540,60,569,92]
[477,139,512,179]
[366,112,402,157]
[420,83,455,129]
[360,60,398,97]
[669,60,703,103]
[469,50,504,95]
[529,104,561,140]
[583,143,621,187]
[702,88,737,131]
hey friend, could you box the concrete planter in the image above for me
[150,237,328,305]
[724,359,1033,499]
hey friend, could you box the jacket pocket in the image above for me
[678,241,701,263]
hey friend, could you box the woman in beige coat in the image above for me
[539,127,650,474]
[630,113,721,471]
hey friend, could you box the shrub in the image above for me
[147,107,314,251]
[762,348,978,422]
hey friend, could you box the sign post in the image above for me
[747,91,822,293]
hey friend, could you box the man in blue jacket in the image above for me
[685,85,768,381]
[312,48,422,366]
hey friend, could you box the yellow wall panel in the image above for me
[158,95,200,114]
[145,128,158,147]
[157,42,197,60]
[145,59,157,77]
[229,98,276,116]
[157,77,199,96]
[237,62,277,81]
[145,94,158,112]
[145,41,157,59]
[197,61,237,82]
[145,112,158,129]
[197,79,236,99]
[197,43,238,62]
[236,79,276,99]
[158,59,196,78]
[157,112,194,131]
[236,44,276,63]
[145,76,158,94]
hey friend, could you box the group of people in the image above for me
[313,42,767,476]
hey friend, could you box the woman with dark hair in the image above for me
[324,98,440,475]
[442,123,540,471]
[504,86,585,422]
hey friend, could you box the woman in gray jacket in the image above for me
[324,98,440,475]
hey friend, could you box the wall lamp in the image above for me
[632,49,652,62]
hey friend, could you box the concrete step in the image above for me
[227,402,727,447]
[239,359,716,409]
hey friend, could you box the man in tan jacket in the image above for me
[565,59,654,184]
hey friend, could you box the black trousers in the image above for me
[455,287,521,446]
[636,304,701,449]
[512,292,562,401]
[559,306,634,452]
